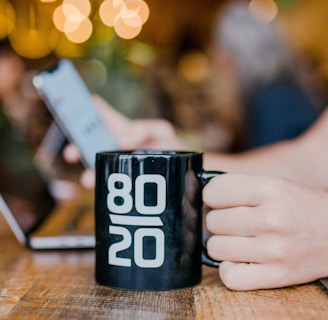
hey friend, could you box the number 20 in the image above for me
[109,226,165,268]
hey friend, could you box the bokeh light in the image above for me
[0,1,15,40]
[53,4,83,33]
[123,0,149,24]
[249,0,279,23]
[63,10,86,33]
[9,27,58,59]
[178,51,210,83]
[114,14,142,39]
[99,0,149,39]
[1,0,150,58]
[65,17,93,43]
[99,0,125,27]
[63,0,91,17]
[52,0,92,44]
[7,1,59,58]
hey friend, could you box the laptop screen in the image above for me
[0,106,56,235]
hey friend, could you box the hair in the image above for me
[212,1,295,92]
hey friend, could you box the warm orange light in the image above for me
[54,4,84,32]
[114,14,142,39]
[9,28,58,59]
[124,0,149,24]
[99,0,124,27]
[53,5,68,32]
[62,2,82,18]
[119,7,142,27]
[249,0,278,23]
[65,17,92,43]
[53,1,92,43]
[178,51,209,83]
[63,0,91,18]
[99,0,149,39]
[0,1,15,39]
[64,11,86,33]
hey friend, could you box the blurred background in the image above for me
[1,0,328,162]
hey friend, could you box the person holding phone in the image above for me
[64,95,328,291]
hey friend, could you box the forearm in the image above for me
[204,137,328,190]
[204,140,297,180]
[204,108,328,189]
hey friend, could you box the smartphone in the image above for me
[32,59,117,169]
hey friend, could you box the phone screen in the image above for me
[33,59,117,169]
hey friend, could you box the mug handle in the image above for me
[199,170,225,268]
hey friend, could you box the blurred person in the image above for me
[0,43,26,125]
[210,0,324,151]
[0,43,53,150]
[64,94,328,291]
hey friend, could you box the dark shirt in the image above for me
[242,77,321,150]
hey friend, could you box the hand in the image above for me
[203,173,328,290]
[92,95,185,150]
[63,95,185,188]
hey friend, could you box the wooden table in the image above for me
[1,214,328,320]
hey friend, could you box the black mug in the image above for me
[95,150,223,291]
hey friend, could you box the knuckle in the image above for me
[259,209,284,233]
[265,238,289,263]
[260,177,285,199]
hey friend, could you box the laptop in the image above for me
[0,107,95,250]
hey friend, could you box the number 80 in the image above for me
[107,173,166,214]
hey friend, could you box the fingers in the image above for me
[80,169,96,189]
[62,145,95,189]
[203,173,281,209]
[63,144,81,163]
[207,235,266,264]
[123,119,184,150]
[206,207,260,236]
[93,95,185,150]
[219,261,290,291]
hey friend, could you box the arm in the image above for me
[66,95,328,190]
[204,108,328,190]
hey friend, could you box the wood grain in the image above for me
[1,214,328,320]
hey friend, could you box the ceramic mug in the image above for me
[95,150,222,290]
